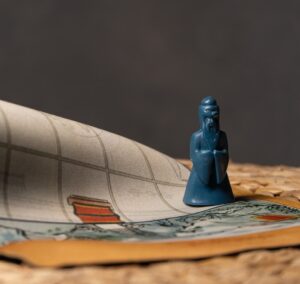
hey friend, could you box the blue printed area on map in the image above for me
[0,200,299,245]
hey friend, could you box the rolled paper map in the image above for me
[0,100,197,224]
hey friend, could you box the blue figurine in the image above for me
[183,96,235,206]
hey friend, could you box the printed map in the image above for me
[0,100,299,266]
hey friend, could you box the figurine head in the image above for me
[199,96,220,133]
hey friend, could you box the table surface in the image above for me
[1,161,300,284]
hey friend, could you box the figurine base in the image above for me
[183,171,235,207]
[184,197,235,207]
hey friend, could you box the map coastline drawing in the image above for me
[0,199,299,246]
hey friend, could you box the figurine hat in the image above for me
[199,96,219,117]
[200,96,218,107]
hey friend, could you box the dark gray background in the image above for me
[0,1,299,165]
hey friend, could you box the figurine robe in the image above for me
[183,130,234,206]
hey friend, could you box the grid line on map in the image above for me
[0,141,186,188]
[110,169,186,187]
[0,106,12,218]
[133,142,189,214]
[175,161,185,181]
[89,126,131,221]
[42,114,72,222]
[166,156,181,180]
[166,156,188,182]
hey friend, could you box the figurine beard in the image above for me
[204,117,219,135]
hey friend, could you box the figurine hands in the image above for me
[198,150,214,163]
[213,149,227,155]
[193,150,214,185]
[200,149,213,155]
[213,149,229,184]
[193,149,229,185]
